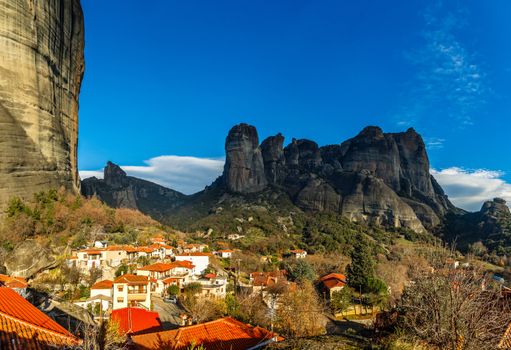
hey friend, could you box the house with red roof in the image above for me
[113,274,151,310]
[111,307,162,336]
[130,317,283,350]
[0,286,80,349]
[137,261,195,295]
[175,253,210,275]
[75,279,114,318]
[320,273,347,299]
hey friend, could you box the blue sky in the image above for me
[79,1,511,210]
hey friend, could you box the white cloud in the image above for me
[431,167,511,211]
[80,155,225,195]
[425,137,445,150]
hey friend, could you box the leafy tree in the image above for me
[184,282,203,296]
[282,259,315,283]
[167,285,179,297]
[330,287,353,314]
[115,264,129,277]
[346,235,376,293]
[87,267,103,287]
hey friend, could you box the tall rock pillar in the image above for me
[0,0,85,208]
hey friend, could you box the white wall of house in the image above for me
[112,282,151,310]
[175,255,209,275]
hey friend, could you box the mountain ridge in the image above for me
[82,124,455,232]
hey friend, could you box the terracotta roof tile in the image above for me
[176,252,211,257]
[91,279,113,290]
[114,274,148,285]
[131,317,283,350]
[0,274,28,289]
[111,307,162,336]
[320,273,346,282]
[138,263,175,273]
[0,287,80,349]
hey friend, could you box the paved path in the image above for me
[152,296,185,330]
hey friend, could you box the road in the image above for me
[152,295,185,330]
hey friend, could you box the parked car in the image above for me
[164,296,177,304]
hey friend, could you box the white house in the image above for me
[137,261,195,295]
[216,250,234,259]
[196,274,227,298]
[175,253,210,276]
[290,249,307,259]
[112,274,151,310]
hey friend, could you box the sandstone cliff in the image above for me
[0,0,84,209]
[81,162,186,220]
[219,123,454,233]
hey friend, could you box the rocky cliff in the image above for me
[443,198,511,255]
[220,124,454,233]
[0,0,84,210]
[81,162,186,220]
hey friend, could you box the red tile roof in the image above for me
[111,307,162,336]
[138,263,175,273]
[131,317,283,350]
[204,273,217,279]
[250,271,287,287]
[320,273,347,290]
[176,252,211,257]
[91,279,114,290]
[172,261,195,269]
[0,274,28,289]
[0,287,80,349]
[290,249,306,254]
[320,273,346,282]
[114,274,148,285]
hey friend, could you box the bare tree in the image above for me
[398,247,511,350]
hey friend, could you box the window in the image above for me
[118,286,124,292]
[117,298,124,303]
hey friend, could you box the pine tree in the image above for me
[346,235,375,293]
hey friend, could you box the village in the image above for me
[0,231,364,349]
[1,227,510,350]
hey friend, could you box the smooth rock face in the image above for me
[4,240,57,278]
[224,124,267,193]
[0,0,84,209]
[81,162,186,220]
[221,123,455,232]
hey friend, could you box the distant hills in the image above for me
[81,124,510,256]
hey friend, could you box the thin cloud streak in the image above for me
[395,2,489,130]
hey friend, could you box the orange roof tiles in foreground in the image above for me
[0,286,80,349]
[91,279,114,290]
[114,274,148,285]
[131,317,283,350]
[111,307,162,336]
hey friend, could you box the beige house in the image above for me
[112,274,151,310]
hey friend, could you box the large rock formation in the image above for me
[219,124,456,233]
[81,162,186,220]
[4,240,58,278]
[444,198,511,254]
[224,124,267,193]
[0,0,84,209]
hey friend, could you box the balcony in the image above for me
[127,293,147,302]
